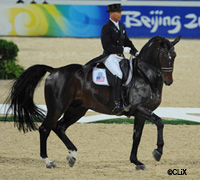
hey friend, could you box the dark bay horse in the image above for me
[5,35,181,170]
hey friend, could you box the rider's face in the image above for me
[110,11,122,22]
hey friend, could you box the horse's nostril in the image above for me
[165,80,173,86]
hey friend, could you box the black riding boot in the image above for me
[112,75,130,115]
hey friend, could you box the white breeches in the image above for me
[103,54,124,79]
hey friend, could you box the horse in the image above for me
[5,35,181,170]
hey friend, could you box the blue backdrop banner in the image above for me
[122,5,200,38]
[0,4,199,38]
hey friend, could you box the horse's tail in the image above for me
[5,64,54,133]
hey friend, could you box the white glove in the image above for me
[123,47,131,54]
[135,51,139,57]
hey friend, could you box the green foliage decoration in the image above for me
[0,39,24,79]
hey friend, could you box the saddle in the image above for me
[84,55,133,86]
[92,58,133,87]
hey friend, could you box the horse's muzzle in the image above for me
[164,80,173,86]
[162,72,173,86]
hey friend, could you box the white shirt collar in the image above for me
[110,18,120,30]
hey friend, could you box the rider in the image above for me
[102,3,139,114]
[85,3,139,114]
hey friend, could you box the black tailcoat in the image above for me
[101,20,138,56]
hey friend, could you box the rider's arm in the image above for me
[123,27,138,56]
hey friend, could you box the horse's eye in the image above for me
[170,47,175,52]
[172,52,176,58]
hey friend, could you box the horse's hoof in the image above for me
[152,149,162,161]
[67,156,76,167]
[135,164,147,170]
[46,162,58,169]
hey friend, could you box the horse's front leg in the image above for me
[150,113,164,161]
[137,109,164,161]
[130,116,146,170]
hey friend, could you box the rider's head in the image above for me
[106,3,123,23]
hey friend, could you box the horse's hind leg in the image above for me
[39,110,64,168]
[53,104,88,167]
[40,95,70,168]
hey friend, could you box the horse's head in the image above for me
[139,35,181,86]
[158,36,181,85]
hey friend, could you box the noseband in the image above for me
[161,67,173,72]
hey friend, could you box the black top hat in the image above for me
[106,3,123,12]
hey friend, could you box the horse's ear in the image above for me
[172,35,181,46]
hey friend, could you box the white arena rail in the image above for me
[0,104,200,123]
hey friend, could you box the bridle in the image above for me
[158,48,174,73]
[161,67,173,73]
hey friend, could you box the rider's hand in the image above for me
[123,47,131,54]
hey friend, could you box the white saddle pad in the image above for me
[92,57,133,86]
[92,67,109,86]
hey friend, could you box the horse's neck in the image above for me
[131,58,163,88]
[135,59,158,80]
[122,58,163,111]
